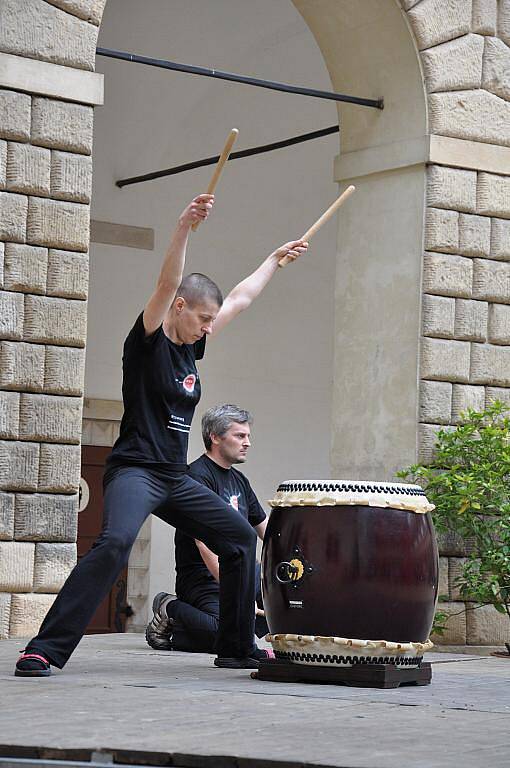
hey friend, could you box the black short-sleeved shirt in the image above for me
[108,312,206,471]
[175,454,267,593]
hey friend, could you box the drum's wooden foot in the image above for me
[254,660,432,689]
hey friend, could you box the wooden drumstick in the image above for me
[192,128,239,232]
[278,184,356,267]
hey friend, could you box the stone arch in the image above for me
[0,0,509,647]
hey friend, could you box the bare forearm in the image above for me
[232,237,308,308]
[143,195,214,334]
[227,253,279,309]
[196,540,220,582]
[255,518,268,540]
[212,239,307,335]
[157,218,190,293]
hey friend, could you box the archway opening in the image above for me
[89,0,425,626]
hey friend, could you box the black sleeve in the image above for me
[188,459,218,494]
[245,480,267,527]
[193,334,206,360]
[124,312,163,355]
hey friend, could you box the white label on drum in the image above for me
[289,600,303,609]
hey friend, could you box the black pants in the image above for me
[171,565,268,653]
[27,466,257,667]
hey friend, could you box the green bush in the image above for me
[398,401,510,638]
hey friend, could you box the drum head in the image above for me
[269,480,433,514]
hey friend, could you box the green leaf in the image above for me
[397,400,510,621]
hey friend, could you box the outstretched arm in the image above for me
[142,194,214,335]
[210,239,308,336]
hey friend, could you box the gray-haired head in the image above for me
[174,273,223,308]
[202,404,253,450]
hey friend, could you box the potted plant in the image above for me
[398,401,510,656]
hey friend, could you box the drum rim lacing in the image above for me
[276,480,426,495]
[267,632,434,657]
[268,480,435,514]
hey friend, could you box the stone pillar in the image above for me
[0,0,105,639]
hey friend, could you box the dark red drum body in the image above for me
[262,482,439,649]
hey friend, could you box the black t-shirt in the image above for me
[175,454,266,593]
[108,312,206,471]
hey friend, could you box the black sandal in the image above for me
[15,651,51,677]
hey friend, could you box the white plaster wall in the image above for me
[332,164,426,479]
[90,0,339,596]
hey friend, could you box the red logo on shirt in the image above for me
[229,495,239,511]
[183,374,196,393]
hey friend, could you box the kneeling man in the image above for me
[145,404,270,659]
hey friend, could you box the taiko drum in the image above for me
[262,481,439,666]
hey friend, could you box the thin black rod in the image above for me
[116,125,340,188]
[97,47,384,110]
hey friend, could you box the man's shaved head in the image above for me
[174,273,223,308]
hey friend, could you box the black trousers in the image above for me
[27,466,257,667]
[171,565,268,653]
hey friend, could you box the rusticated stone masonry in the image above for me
[0,0,105,640]
[401,0,510,645]
[420,166,510,646]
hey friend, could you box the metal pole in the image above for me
[97,47,384,110]
[116,125,340,188]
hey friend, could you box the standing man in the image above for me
[145,404,271,657]
[15,193,307,677]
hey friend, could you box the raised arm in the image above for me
[142,194,214,335]
[210,239,308,336]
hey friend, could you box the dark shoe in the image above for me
[251,647,275,662]
[145,592,175,650]
[214,656,259,669]
[15,651,51,677]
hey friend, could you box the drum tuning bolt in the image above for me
[276,545,314,584]
[276,561,302,583]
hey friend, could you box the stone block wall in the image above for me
[0,0,105,639]
[402,0,510,645]
[431,534,510,645]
